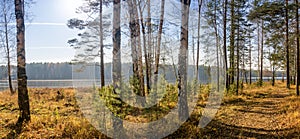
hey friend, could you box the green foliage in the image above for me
[256,80,263,87]
[129,75,141,96]
[227,83,237,95]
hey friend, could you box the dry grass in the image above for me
[0,81,300,138]
[0,88,107,138]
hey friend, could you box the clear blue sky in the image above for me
[25,0,84,63]
[24,0,207,65]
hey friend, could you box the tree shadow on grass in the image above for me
[200,119,300,139]
[166,91,299,138]
[3,121,24,139]
[164,112,299,139]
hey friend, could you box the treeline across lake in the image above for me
[0,62,285,83]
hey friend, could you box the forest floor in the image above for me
[198,82,300,138]
[0,81,300,138]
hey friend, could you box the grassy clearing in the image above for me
[0,81,300,138]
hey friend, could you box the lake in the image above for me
[0,77,286,91]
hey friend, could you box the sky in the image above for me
[25,0,84,63]
[22,0,215,66]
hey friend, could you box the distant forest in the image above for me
[0,62,284,82]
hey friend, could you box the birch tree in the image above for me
[15,0,30,123]
[0,0,15,94]
[178,0,191,121]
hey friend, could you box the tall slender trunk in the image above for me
[296,0,299,96]
[128,0,139,90]
[133,0,145,97]
[243,48,246,85]
[272,60,275,86]
[15,0,30,123]
[236,17,240,95]
[229,0,235,86]
[260,20,263,86]
[286,0,290,89]
[213,0,219,91]
[178,0,190,121]
[153,0,165,94]
[147,0,152,89]
[98,0,106,132]
[249,27,252,84]
[223,0,228,89]
[257,22,260,84]
[294,49,297,85]
[137,0,150,94]
[3,2,14,94]
[196,0,203,81]
[112,0,124,137]
[128,0,145,106]
[99,0,105,88]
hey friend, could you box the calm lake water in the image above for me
[0,80,107,90]
[0,77,285,91]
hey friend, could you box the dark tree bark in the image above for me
[223,0,228,89]
[249,27,252,84]
[259,20,263,87]
[236,17,240,95]
[257,22,260,85]
[15,0,30,123]
[286,0,290,89]
[272,63,275,86]
[229,0,235,86]
[99,0,105,88]
[178,0,191,122]
[296,0,299,95]
[196,0,203,81]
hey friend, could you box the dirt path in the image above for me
[201,87,300,138]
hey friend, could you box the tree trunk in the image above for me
[259,20,263,87]
[296,0,299,96]
[147,0,152,90]
[229,0,235,86]
[178,0,190,122]
[15,0,30,123]
[99,0,105,88]
[153,0,165,96]
[223,0,228,89]
[282,71,284,83]
[213,0,219,92]
[236,12,240,95]
[249,27,252,84]
[128,0,139,93]
[294,50,297,85]
[3,2,14,94]
[272,64,275,86]
[286,0,290,89]
[112,0,124,137]
[128,0,146,106]
[196,0,203,82]
[257,22,260,85]
[133,0,145,98]
[137,0,150,94]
